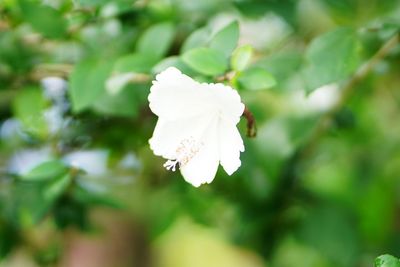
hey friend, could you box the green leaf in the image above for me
[105,73,135,95]
[21,160,68,182]
[93,84,142,118]
[73,185,121,209]
[13,87,48,138]
[69,59,113,112]
[238,67,277,90]
[53,196,89,230]
[209,21,239,58]
[182,47,228,76]
[152,56,180,73]
[231,45,253,71]
[303,27,361,92]
[0,222,19,259]
[254,51,302,84]
[74,0,109,7]
[152,56,194,75]
[181,26,211,53]
[136,22,175,60]
[320,0,357,24]
[12,181,53,227]
[44,174,71,202]
[375,255,400,267]
[114,53,157,73]
[19,0,67,39]
[297,205,359,267]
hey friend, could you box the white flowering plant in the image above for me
[0,0,400,266]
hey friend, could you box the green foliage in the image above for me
[53,195,89,230]
[44,173,72,202]
[182,47,228,76]
[11,181,53,227]
[181,21,240,74]
[18,0,67,39]
[209,21,240,58]
[114,53,157,73]
[0,221,19,260]
[12,87,48,138]
[231,45,254,72]
[69,59,113,112]
[74,0,110,7]
[21,160,68,182]
[297,205,359,267]
[181,27,211,53]
[303,27,361,92]
[152,56,193,75]
[254,51,302,86]
[93,83,143,118]
[375,255,400,267]
[136,22,175,61]
[238,67,277,90]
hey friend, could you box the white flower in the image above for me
[148,67,245,187]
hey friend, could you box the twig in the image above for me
[215,71,235,83]
[299,32,399,159]
[29,63,74,80]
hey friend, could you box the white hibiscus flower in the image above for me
[148,67,245,187]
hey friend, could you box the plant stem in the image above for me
[299,33,399,160]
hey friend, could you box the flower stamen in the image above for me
[163,159,178,171]
[164,136,203,172]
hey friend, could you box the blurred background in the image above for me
[0,0,400,266]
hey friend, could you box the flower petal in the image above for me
[180,117,220,187]
[219,119,244,175]
[149,114,216,159]
[206,83,245,124]
[148,67,214,120]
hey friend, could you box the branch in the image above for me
[299,32,399,159]
[29,63,74,80]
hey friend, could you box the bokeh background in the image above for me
[1,0,400,266]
